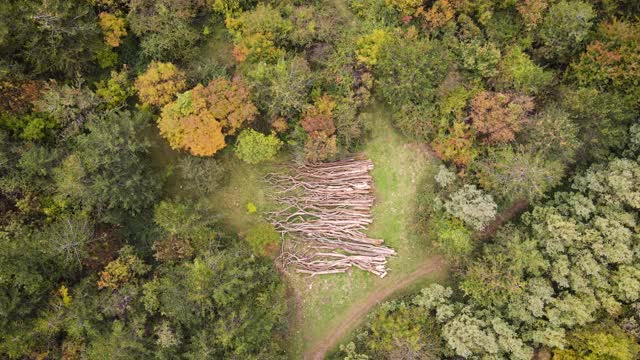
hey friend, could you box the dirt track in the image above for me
[303,256,446,360]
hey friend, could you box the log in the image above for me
[267,156,395,277]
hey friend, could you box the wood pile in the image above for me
[266,157,395,277]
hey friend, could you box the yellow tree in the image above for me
[158,77,257,156]
[98,12,127,47]
[134,61,187,107]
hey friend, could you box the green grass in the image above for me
[207,150,282,236]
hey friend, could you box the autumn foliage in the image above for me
[134,61,187,107]
[469,91,534,144]
[432,121,477,167]
[301,94,338,162]
[158,77,257,156]
[98,12,127,47]
[516,0,549,30]
[570,20,640,97]
[97,248,149,289]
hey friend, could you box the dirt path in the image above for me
[303,256,446,360]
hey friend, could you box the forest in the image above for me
[1,0,639,359]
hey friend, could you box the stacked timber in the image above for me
[266,157,395,277]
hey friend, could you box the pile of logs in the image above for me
[266,157,395,277]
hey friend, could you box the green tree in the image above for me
[55,110,161,222]
[96,67,134,109]
[20,0,103,77]
[142,246,287,357]
[175,156,225,198]
[537,0,595,63]
[561,87,636,161]
[554,323,640,360]
[128,0,202,61]
[444,185,497,231]
[32,81,100,138]
[234,129,282,165]
[246,56,313,119]
[476,147,564,203]
[494,46,553,95]
[375,33,450,109]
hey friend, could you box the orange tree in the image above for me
[158,77,257,156]
[469,91,534,145]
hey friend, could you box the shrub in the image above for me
[432,214,474,258]
[245,223,280,255]
[235,129,283,164]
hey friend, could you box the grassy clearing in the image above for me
[199,109,446,359]
[289,109,446,358]
[206,150,283,236]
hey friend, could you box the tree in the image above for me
[32,81,101,138]
[375,33,450,108]
[48,216,94,269]
[153,199,217,251]
[134,61,187,107]
[493,46,554,95]
[246,56,313,119]
[560,87,636,161]
[98,12,127,48]
[141,246,287,357]
[225,4,292,63]
[384,0,423,15]
[432,213,474,258]
[55,110,161,222]
[517,0,548,30]
[97,246,150,289]
[19,0,103,77]
[537,0,595,63]
[96,66,134,108]
[175,156,225,198]
[234,129,282,165]
[569,20,640,99]
[392,101,439,141]
[522,105,580,163]
[365,302,444,358]
[158,77,257,156]
[301,94,338,162]
[554,323,640,359]
[469,91,534,144]
[432,121,477,167]
[476,147,564,203]
[128,0,202,61]
[444,185,497,230]
[355,29,389,67]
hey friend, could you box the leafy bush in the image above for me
[235,129,283,164]
[432,213,474,258]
